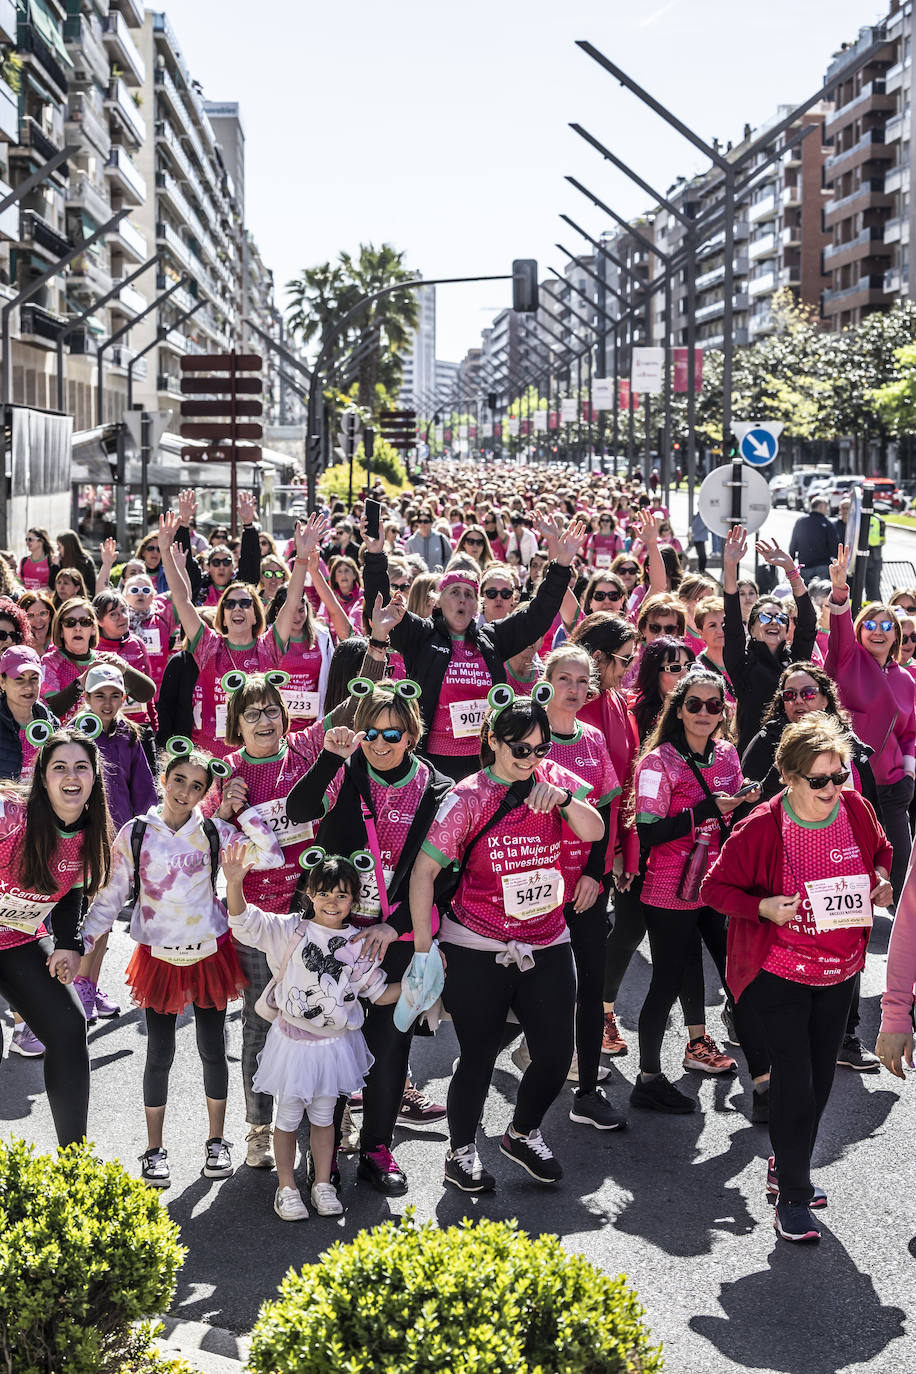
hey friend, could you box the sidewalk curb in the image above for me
[156,1316,250,1373]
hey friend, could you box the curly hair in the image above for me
[760,660,847,729]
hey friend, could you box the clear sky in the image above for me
[163,0,886,363]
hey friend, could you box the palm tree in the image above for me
[286,243,419,412]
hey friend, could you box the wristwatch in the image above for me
[368,637,390,650]
[558,787,573,809]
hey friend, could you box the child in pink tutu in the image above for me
[223,842,401,1222]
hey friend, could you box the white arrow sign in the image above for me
[123,409,172,452]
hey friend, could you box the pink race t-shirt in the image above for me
[0,799,85,951]
[423,759,589,944]
[41,647,93,724]
[97,633,155,728]
[278,635,324,731]
[587,532,621,568]
[132,598,173,690]
[635,738,742,910]
[20,555,50,590]
[191,623,283,757]
[548,722,620,886]
[762,798,870,986]
[427,638,493,758]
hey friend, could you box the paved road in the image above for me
[3,911,915,1372]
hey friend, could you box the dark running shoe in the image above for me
[443,1145,496,1193]
[397,1085,447,1124]
[630,1072,696,1113]
[568,1087,628,1131]
[357,1144,408,1196]
[773,1197,821,1242]
[836,1036,880,1073]
[499,1127,563,1183]
[202,1137,233,1179]
[766,1155,826,1209]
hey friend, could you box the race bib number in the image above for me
[595,553,612,568]
[151,937,219,966]
[0,892,52,934]
[354,865,394,919]
[138,625,161,656]
[501,867,564,921]
[122,695,144,716]
[449,698,488,739]
[253,797,314,848]
[281,688,319,720]
[804,873,873,932]
[215,701,228,736]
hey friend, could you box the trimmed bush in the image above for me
[248,1212,663,1373]
[0,1140,185,1374]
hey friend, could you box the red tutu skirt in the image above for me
[126,932,247,1014]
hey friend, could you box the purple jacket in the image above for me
[825,591,916,787]
[97,720,158,832]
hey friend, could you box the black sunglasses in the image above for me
[507,741,552,759]
[210,557,233,568]
[62,616,93,629]
[0,628,20,642]
[683,696,724,715]
[804,769,850,790]
[757,612,789,627]
[782,686,820,703]
[484,588,513,601]
[223,597,254,611]
[591,589,623,603]
[464,537,485,547]
[619,565,639,575]
[365,726,405,743]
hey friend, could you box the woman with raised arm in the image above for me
[824,542,916,902]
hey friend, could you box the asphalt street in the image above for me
[2,907,915,1374]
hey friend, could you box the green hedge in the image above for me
[0,1140,185,1374]
[248,1212,663,1373]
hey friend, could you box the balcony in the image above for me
[693,293,750,324]
[105,145,146,205]
[778,266,801,288]
[822,273,892,316]
[823,129,894,181]
[66,172,110,226]
[0,0,15,44]
[105,77,145,147]
[884,110,910,144]
[110,215,146,262]
[102,12,144,85]
[823,226,890,268]
[69,251,113,297]
[156,271,195,312]
[885,163,909,196]
[823,177,893,226]
[67,326,98,356]
[782,222,801,248]
[749,232,777,261]
[0,176,15,241]
[748,271,777,297]
[19,303,67,348]
[156,371,182,396]
[0,77,17,144]
[782,181,801,208]
[885,55,910,95]
[156,219,193,272]
[111,0,144,26]
[749,311,775,337]
[20,210,69,261]
[64,13,109,86]
[884,266,902,294]
[16,20,69,98]
[158,325,188,355]
[110,277,147,315]
[701,328,748,349]
[66,92,110,157]
[823,79,894,137]
[749,193,778,223]
[108,344,146,376]
[696,263,726,292]
[885,216,904,244]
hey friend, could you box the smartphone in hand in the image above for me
[366,499,381,540]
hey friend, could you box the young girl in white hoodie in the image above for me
[223,842,400,1221]
[83,742,283,1189]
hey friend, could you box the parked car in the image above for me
[785,466,834,510]
[866,477,904,512]
[769,473,793,507]
[820,475,861,515]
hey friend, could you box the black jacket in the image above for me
[0,697,58,781]
[789,512,840,571]
[363,551,568,740]
[723,588,817,756]
[155,650,199,746]
[286,747,453,933]
[192,525,261,605]
[741,715,882,817]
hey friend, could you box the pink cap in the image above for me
[439,570,480,594]
[0,646,43,679]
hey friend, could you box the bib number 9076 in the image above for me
[449,699,488,739]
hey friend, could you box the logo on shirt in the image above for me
[830,847,860,864]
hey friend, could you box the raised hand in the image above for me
[99,537,118,565]
[369,591,406,640]
[176,487,197,527]
[723,525,747,568]
[634,508,661,544]
[534,513,562,558]
[221,838,255,884]
[556,519,588,567]
[238,491,258,527]
[294,513,330,560]
[756,537,794,572]
[829,543,851,590]
[158,511,180,552]
[322,725,366,760]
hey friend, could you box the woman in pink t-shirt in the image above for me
[704,714,892,1244]
[632,669,762,1115]
[410,693,602,1193]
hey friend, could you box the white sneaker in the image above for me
[566,1053,610,1083]
[245,1124,274,1169]
[310,1181,343,1216]
[274,1186,309,1222]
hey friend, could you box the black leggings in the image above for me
[359,941,415,1152]
[0,937,88,1146]
[877,776,914,904]
[742,971,855,1203]
[443,940,576,1148]
[639,904,769,1078]
[604,868,703,1024]
[567,880,612,1094]
[143,1004,228,1108]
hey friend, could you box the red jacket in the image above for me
[579,687,640,872]
[701,790,893,1002]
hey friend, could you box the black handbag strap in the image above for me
[451,778,532,887]
[681,748,729,842]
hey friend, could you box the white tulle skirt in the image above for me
[252,1022,374,1103]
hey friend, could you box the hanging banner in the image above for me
[632,347,664,395]
[581,402,593,422]
[592,377,614,409]
[493,421,502,438]
[507,416,520,437]
[433,425,444,444]
[619,381,639,410]
[469,425,477,440]
[548,410,559,429]
[521,419,532,436]
[458,423,468,439]
[481,422,492,438]
[533,410,548,432]
[560,398,577,423]
[673,347,704,393]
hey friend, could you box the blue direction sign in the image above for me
[731,420,783,467]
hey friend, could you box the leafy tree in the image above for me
[868,342,916,435]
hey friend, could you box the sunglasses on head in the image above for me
[804,769,850,790]
[863,618,894,633]
[507,741,552,760]
[591,588,623,602]
[683,695,724,715]
[646,622,678,635]
[127,584,154,596]
[757,612,789,627]
[210,557,233,568]
[782,686,819,703]
[365,726,406,743]
[484,587,513,600]
[223,597,254,611]
[241,704,283,724]
[62,616,93,629]
[0,628,20,643]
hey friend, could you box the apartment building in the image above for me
[398,282,435,409]
[883,3,915,301]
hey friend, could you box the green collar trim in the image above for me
[484,766,513,786]
[366,756,419,788]
[551,722,583,744]
[782,795,840,829]
[240,743,288,764]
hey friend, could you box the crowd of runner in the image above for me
[2,462,916,1243]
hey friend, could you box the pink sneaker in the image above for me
[72,976,98,1025]
[94,985,121,1018]
[682,1034,736,1075]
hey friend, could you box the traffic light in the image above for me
[179,352,263,462]
[337,410,361,462]
[512,259,539,313]
[487,392,497,411]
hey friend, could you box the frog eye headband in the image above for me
[486,681,554,717]
[220,669,291,694]
[164,735,232,779]
[347,676,421,701]
[25,715,108,748]
[298,846,374,872]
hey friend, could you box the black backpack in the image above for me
[129,817,221,906]
[433,779,532,914]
